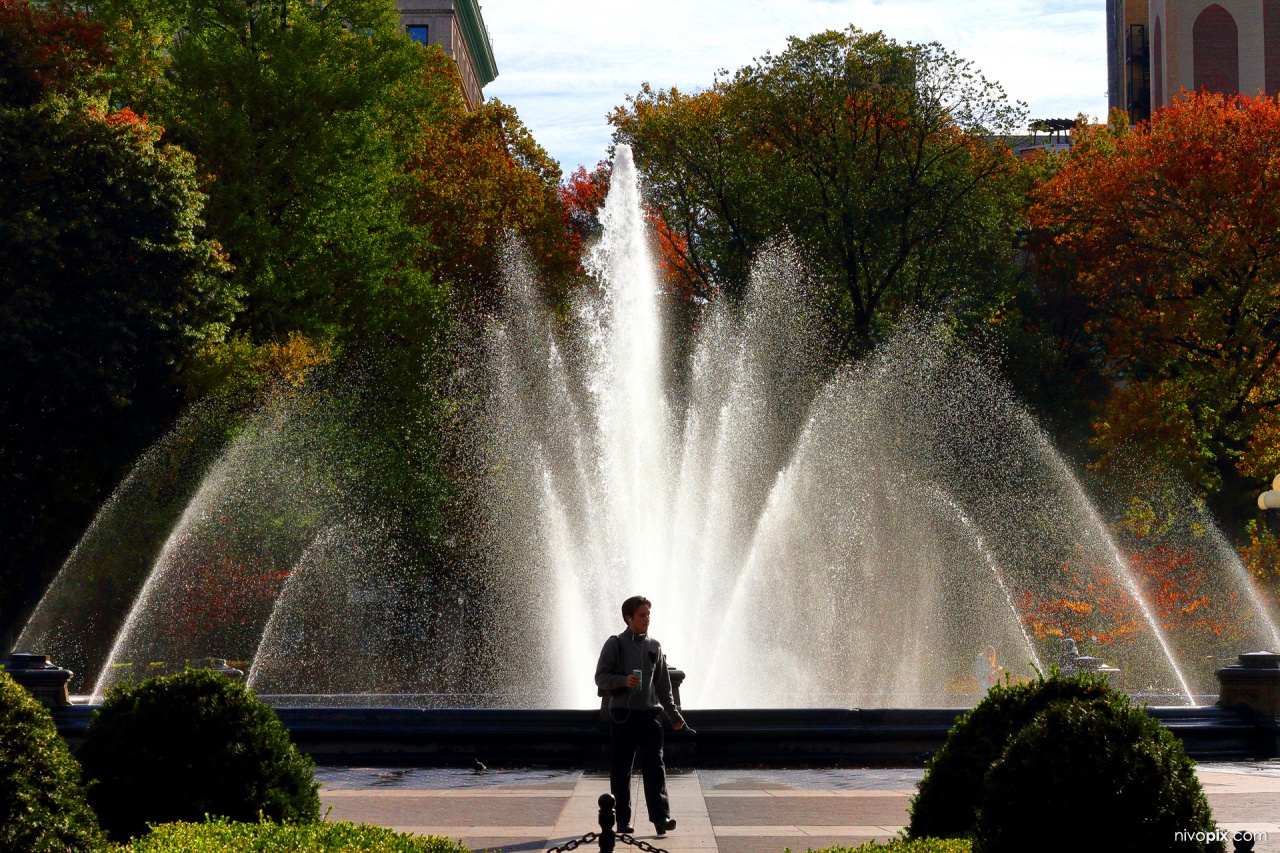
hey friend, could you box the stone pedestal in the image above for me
[194,658,244,679]
[4,653,73,708]
[1059,640,1122,684]
[1217,652,1280,716]
[669,667,685,708]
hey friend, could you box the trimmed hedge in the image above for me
[975,697,1220,853]
[908,671,1110,839]
[78,668,319,840]
[799,841,972,853]
[0,669,103,852]
[112,818,473,852]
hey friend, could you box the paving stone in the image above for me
[704,796,911,827]
[457,837,552,853]
[321,794,567,826]
[716,837,889,853]
[1207,792,1280,823]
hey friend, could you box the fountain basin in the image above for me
[46,703,1276,767]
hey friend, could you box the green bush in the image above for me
[78,668,318,840]
[908,671,1110,839]
[113,817,472,852]
[0,669,103,852]
[975,697,1220,853]
[800,840,972,853]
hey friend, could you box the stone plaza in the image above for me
[318,765,1280,853]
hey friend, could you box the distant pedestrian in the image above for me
[595,595,685,837]
[974,645,1002,691]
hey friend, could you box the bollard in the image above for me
[598,793,617,853]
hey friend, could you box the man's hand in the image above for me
[673,721,685,730]
[626,674,642,687]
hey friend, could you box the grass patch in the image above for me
[111,818,474,852]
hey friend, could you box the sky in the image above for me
[480,0,1107,174]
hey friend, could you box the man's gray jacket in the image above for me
[595,628,685,725]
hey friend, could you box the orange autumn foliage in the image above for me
[0,0,111,107]
[1019,543,1243,651]
[407,57,579,312]
[558,159,710,304]
[1028,93,1280,501]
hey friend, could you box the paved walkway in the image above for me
[319,765,1280,852]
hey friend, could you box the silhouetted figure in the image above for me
[595,595,684,837]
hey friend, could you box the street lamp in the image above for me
[1259,474,1280,510]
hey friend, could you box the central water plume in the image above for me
[478,144,1261,708]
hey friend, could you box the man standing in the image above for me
[595,596,685,836]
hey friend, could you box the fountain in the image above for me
[15,144,1280,710]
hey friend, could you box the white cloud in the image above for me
[480,0,1107,173]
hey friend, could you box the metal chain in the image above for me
[546,830,671,853]
[547,832,598,853]
[618,834,670,853]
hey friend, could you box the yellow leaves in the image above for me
[182,331,333,401]
[1240,519,1280,584]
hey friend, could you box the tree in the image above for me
[406,76,580,313]
[0,1,237,639]
[560,161,610,274]
[89,0,452,347]
[0,0,109,107]
[611,27,1028,356]
[1028,93,1280,523]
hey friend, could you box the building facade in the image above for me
[397,0,497,110]
[1108,0,1280,120]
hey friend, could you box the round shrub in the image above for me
[975,697,1220,853]
[78,668,319,840]
[908,671,1110,839]
[0,669,102,852]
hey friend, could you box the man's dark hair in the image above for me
[622,596,651,619]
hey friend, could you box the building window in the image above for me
[1193,5,1239,95]
[407,25,428,45]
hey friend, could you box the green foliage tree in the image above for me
[611,27,1028,356]
[90,0,453,348]
[0,670,103,852]
[78,668,319,841]
[0,0,237,642]
[73,0,474,590]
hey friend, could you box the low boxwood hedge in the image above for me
[975,696,1219,853]
[109,818,474,852]
[77,668,319,840]
[908,671,1111,839]
[0,668,103,852]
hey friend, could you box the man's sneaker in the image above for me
[654,818,677,836]
[617,824,634,835]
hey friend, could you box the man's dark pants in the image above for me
[609,708,670,827]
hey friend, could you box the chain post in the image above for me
[598,793,617,853]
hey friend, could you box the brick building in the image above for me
[397,0,497,110]
[1108,0,1280,121]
